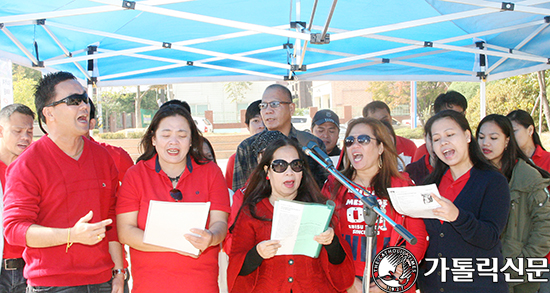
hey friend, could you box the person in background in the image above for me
[322,117,427,293]
[3,71,123,292]
[507,109,550,293]
[412,91,468,162]
[116,104,230,293]
[0,104,34,293]
[311,109,341,157]
[363,101,417,167]
[226,100,264,189]
[227,137,355,293]
[477,114,550,293]
[421,110,509,293]
[233,84,327,191]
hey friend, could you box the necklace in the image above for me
[167,169,185,185]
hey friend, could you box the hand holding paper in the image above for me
[256,240,281,259]
[432,195,459,222]
[184,228,213,254]
[313,227,334,245]
[387,184,446,220]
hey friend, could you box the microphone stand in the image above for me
[303,146,416,293]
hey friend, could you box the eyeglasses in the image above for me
[258,101,292,110]
[170,189,183,202]
[344,134,377,148]
[270,159,304,173]
[45,92,89,108]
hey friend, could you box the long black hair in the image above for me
[507,109,545,151]
[424,110,495,185]
[242,137,326,221]
[137,104,207,164]
[476,114,550,181]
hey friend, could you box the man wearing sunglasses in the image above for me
[3,72,124,293]
[232,84,328,191]
[0,104,35,293]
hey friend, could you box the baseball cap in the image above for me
[312,109,340,128]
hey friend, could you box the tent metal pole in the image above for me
[0,26,40,66]
[411,81,417,129]
[0,6,120,24]
[320,0,338,40]
[441,0,550,16]
[480,79,486,119]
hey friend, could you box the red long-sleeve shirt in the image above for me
[3,136,118,287]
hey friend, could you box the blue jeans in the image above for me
[26,280,111,293]
[0,263,27,293]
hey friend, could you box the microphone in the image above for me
[306,141,334,168]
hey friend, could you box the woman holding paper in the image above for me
[227,137,355,293]
[116,104,230,293]
[321,117,428,293]
[477,114,550,293]
[420,110,510,293]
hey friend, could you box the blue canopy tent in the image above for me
[1,0,549,114]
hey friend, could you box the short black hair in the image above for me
[0,103,35,123]
[161,100,191,113]
[245,100,262,126]
[433,91,468,114]
[362,101,391,118]
[35,71,76,124]
[264,84,292,103]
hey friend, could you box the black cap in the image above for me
[312,109,339,128]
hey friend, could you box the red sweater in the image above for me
[225,153,236,190]
[116,155,230,293]
[228,197,355,293]
[3,136,118,286]
[0,161,25,260]
[322,175,428,278]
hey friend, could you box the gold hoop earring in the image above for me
[378,156,383,169]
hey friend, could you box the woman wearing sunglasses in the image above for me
[476,114,550,293]
[116,104,230,293]
[421,110,510,293]
[321,117,428,293]
[227,137,355,293]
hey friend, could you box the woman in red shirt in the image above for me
[116,104,230,292]
[507,109,550,171]
[322,117,428,293]
[227,137,355,293]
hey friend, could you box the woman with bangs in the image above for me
[477,114,550,293]
[421,110,510,292]
[321,117,428,293]
[116,104,230,292]
[227,137,355,293]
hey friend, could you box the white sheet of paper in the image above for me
[387,184,446,221]
[271,200,303,255]
[143,200,211,255]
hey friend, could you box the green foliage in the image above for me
[293,107,309,116]
[127,130,145,139]
[395,127,424,139]
[416,82,450,125]
[99,86,160,129]
[98,132,126,139]
[12,64,41,111]
[224,82,252,103]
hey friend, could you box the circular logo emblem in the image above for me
[372,246,418,293]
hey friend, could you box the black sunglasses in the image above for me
[45,92,89,108]
[258,101,292,110]
[170,189,183,202]
[344,134,377,148]
[270,159,304,173]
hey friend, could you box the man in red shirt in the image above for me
[363,101,417,167]
[3,72,124,292]
[0,104,34,293]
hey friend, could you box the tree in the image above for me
[12,64,41,111]
[416,81,450,125]
[224,82,252,103]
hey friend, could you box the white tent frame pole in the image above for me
[441,0,550,16]
[480,79,487,119]
[487,22,549,74]
[91,0,309,40]
[40,24,92,81]
[0,26,40,65]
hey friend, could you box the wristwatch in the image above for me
[112,268,128,279]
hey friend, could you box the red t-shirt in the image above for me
[90,137,134,183]
[396,136,417,167]
[116,155,230,293]
[438,169,471,223]
[413,144,429,163]
[322,175,428,278]
[225,153,236,190]
[0,161,25,259]
[3,136,118,286]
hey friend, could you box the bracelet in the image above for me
[66,228,73,253]
[112,268,128,279]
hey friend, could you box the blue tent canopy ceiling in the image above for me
[0,0,549,86]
